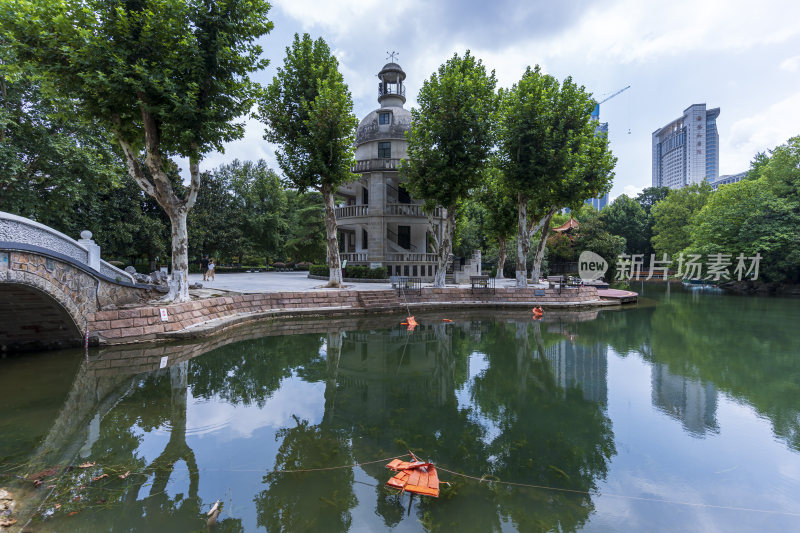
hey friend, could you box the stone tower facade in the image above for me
[336,62,446,280]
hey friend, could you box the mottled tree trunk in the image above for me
[324,331,343,420]
[432,207,455,288]
[516,194,530,287]
[114,108,199,303]
[496,237,506,279]
[531,210,555,281]
[166,210,190,302]
[321,182,343,287]
[516,194,558,288]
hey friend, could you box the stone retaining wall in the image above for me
[88,286,599,345]
[405,287,597,304]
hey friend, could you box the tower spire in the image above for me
[377,58,406,107]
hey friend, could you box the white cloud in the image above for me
[274,0,422,38]
[623,184,644,199]
[201,114,278,172]
[537,0,800,64]
[184,0,800,193]
[779,55,800,72]
[186,379,325,440]
[176,109,279,183]
[723,90,800,172]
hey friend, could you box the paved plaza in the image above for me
[189,271,394,293]
[188,271,523,293]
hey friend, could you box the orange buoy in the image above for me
[442,319,452,323]
[405,316,418,331]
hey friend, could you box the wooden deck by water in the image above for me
[597,288,639,303]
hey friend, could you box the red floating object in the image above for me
[386,452,440,497]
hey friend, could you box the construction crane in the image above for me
[598,85,630,106]
[591,85,631,133]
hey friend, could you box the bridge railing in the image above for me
[0,211,135,284]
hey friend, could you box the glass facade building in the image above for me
[652,104,720,189]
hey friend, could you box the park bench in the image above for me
[546,275,564,294]
[392,276,421,295]
[470,275,495,294]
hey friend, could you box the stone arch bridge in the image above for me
[1,211,156,352]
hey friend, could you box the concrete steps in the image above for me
[357,290,400,309]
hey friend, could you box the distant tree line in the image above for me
[5,0,793,289]
[456,135,800,285]
[0,72,325,271]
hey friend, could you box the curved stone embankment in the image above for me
[88,286,615,346]
[88,307,603,378]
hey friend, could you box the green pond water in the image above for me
[1,284,800,532]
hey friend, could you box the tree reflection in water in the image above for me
[247,319,616,532]
[21,286,797,531]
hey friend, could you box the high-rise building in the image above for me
[708,171,747,190]
[651,363,718,436]
[652,104,720,189]
[585,193,609,210]
[586,107,610,210]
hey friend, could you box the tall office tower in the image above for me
[652,104,720,189]
[586,107,610,210]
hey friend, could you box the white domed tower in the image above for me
[336,61,446,281]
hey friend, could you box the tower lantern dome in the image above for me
[378,62,406,107]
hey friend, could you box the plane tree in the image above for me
[258,34,357,287]
[475,166,518,278]
[498,66,615,286]
[402,51,497,287]
[1,0,273,301]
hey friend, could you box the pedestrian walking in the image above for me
[207,258,215,281]
[201,255,209,281]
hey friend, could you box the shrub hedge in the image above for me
[346,265,387,279]
[308,265,388,279]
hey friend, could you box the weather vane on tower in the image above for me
[386,51,399,62]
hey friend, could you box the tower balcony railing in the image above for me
[335,203,445,220]
[339,252,436,263]
[340,252,368,262]
[385,204,443,218]
[352,158,401,173]
[378,84,406,99]
[386,253,438,263]
[335,205,368,219]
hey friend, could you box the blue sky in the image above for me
[195,0,800,201]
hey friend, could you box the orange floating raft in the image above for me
[400,316,418,331]
[385,454,440,497]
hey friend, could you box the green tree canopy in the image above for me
[688,179,800,283]
[258,33,357,287]
[757,136,800,201]
[475,166,518,278]
[650,182,712,259]
[498,66,615,286]
[635,186,670,215]
[2,0,273,301]
[402,51,497,286]
[0,73,119,227]
[600,194,649,255]
[283,191,327,264]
